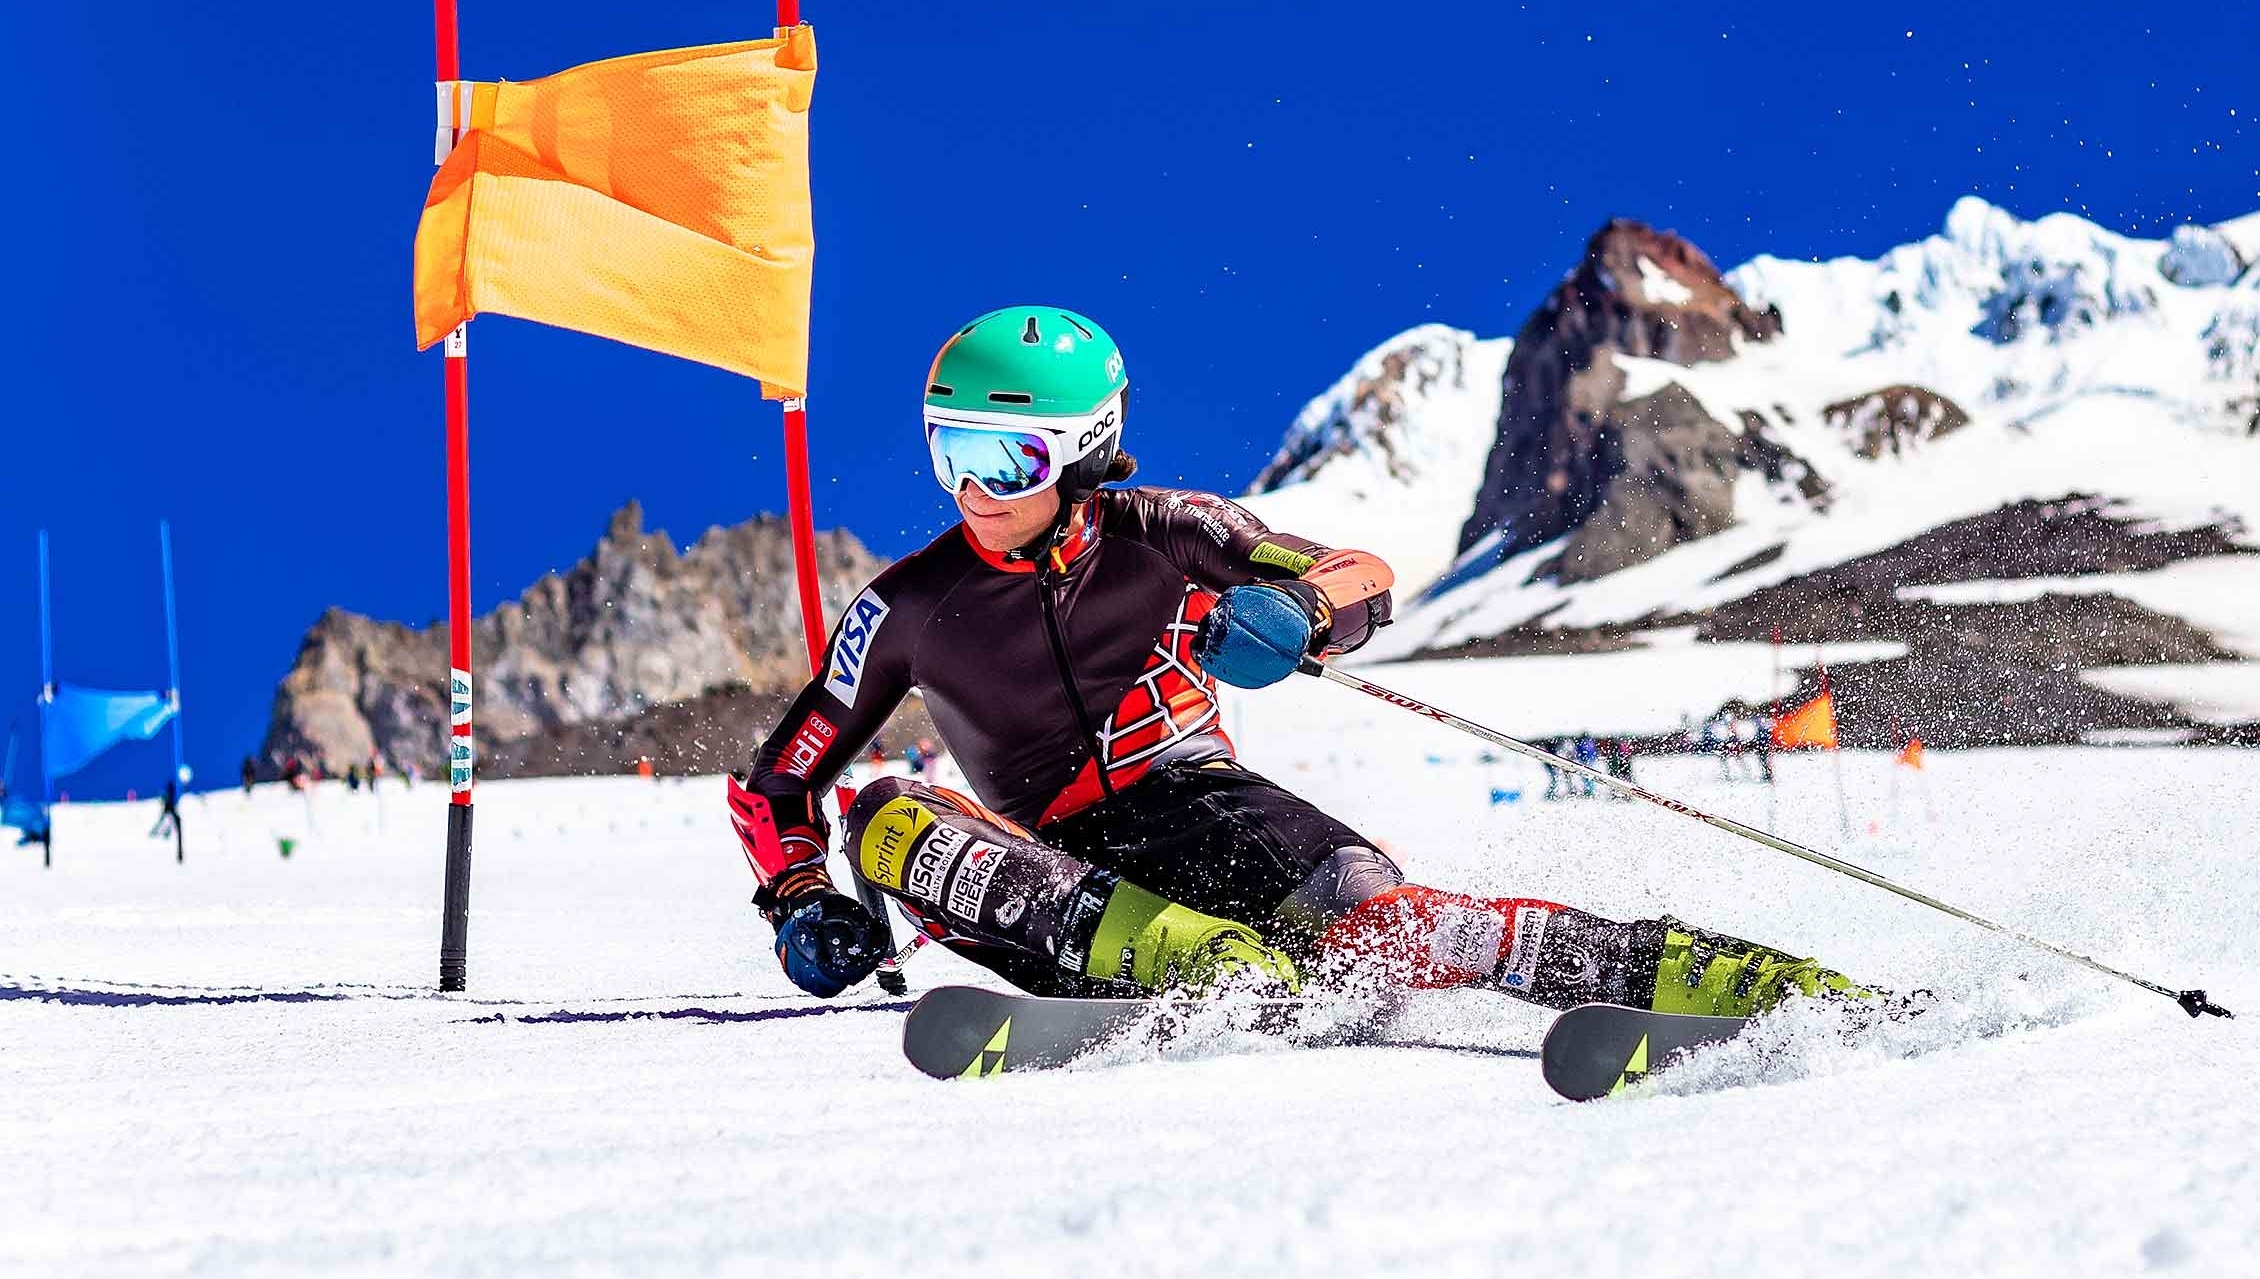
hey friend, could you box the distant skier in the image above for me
[240,755,257,794]
[1539,739,1566,801]
[728,307,1874,1020]
[149,777,183,861]
[1731,716,1761,780]
[1606,737,1637,795]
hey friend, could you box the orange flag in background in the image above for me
[414,28,817,397]
[1772,691,1839,750]
[1897,736,1925,769]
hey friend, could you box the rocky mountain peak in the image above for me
[606,499,647,545]
[1452,219,1785,574]
[1250,325,1476,493]
[1573,219,1784,361]
[261,502,899,778]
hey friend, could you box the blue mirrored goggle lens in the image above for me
[927,424,1056,497]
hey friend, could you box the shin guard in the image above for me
[1315,884,1571,992]
[1316,887,1670,1010]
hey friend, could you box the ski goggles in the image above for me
[924,395,1121,501]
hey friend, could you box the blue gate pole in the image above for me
[36,530,53,864]
[160,521,185,787]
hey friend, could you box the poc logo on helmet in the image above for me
[1076,410,1118,453]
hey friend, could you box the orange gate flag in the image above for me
[1897,736,1925,769]
[414,28,817,398]
[1772,691,1839,750]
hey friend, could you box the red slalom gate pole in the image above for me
[775,0,821,676]
[434,0,477,992]
[781,401,827,675]
[768,0,912,986]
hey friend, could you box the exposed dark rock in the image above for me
[1687,495,2251,643]
[1674,496,2253,745]
[1706,542,1787,585]
[1545,384,1744,584]
[261,502,910,778]
[1732,414,1833,509]
[1416,618,1649,660]
[1767,656,2202,751]
[1411,495,2256,748]
[1820,385,1970,459]
[1458,218,1783,562]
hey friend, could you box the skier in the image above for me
[1732,715,1761,781]
[149,777,183,859]
[1605,737,1637,797]
[1539,740,1565,801]
[727,307,1873,1019]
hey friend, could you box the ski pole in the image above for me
[1301,659,2233,1020]
[874,931,928,996]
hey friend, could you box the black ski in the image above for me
[901,986,1144,1078]
[901,984,1326,1079]
[1539,1002,1751,1101]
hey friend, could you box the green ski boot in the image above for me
[1648,917,1874,1018]
[1084,881,1302,995]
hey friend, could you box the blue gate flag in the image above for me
[2,792,43,840]
[42,684,177,782]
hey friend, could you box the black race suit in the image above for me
[751,486,1371,831]
[742,487,1687,1005]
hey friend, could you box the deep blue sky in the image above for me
[2,1,2250,798]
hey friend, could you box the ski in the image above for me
[1539,1002,1751,1101]
[900,984,1317,1079]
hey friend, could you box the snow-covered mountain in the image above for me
[1242,198,2260,744]
[1237,325,1510,595]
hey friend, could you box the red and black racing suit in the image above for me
[732,487,1667,1001]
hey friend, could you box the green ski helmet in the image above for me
[923,307,1129,508]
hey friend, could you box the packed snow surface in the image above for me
[6,665,2258,1277]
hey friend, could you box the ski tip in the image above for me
[2178,989,2233,1019]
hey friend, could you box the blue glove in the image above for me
[1196,581,1329,689]
[773,892,890,998]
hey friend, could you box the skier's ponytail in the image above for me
[1104,449,1138,484]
